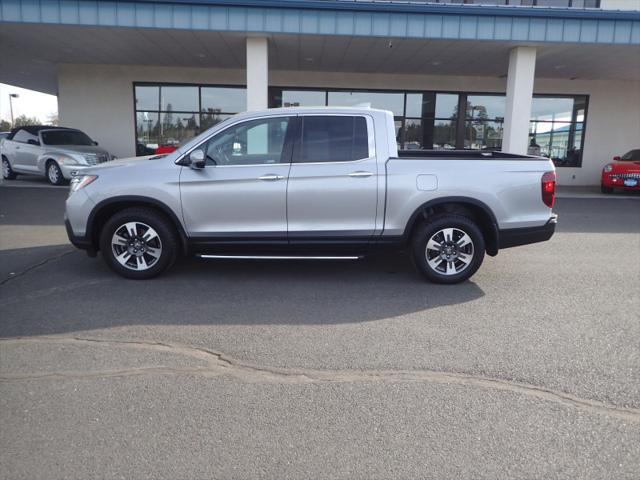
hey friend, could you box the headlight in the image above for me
[70,174,98,193]
[57,154,81,165]
[603,164,613,173]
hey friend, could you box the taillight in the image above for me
[541,171,556,208]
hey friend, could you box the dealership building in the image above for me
[1,0,639,185]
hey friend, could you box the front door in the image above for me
[180,116,294,242]
[286,115,379,243]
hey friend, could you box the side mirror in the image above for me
[27,139,40,146]
[189,149,206,169]
[93,141,99,146]
[613,156,621,161]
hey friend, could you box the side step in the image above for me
[197,254,362,260]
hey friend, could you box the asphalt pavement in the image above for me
[1,182,639,479]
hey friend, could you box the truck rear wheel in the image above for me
[412,214,485,284]
[99,207,178,279]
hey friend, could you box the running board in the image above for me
[197,254,362,260]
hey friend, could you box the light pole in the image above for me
[8,93,19,127]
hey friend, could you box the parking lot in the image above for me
[1,179,639,479]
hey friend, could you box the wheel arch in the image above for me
[87,196,189,255]
[403,196,500,256]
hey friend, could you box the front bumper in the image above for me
[59,163,92,179]
[65,216,97,256]
[498,214,557,249]
[601,174,640,189]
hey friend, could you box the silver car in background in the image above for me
[1,126,114,185]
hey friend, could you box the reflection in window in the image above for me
[201,87,246,113]
[529,95,587,167]
[328,91,404,116]
[160,86,198,112]
[135,86,159,111]
[133,83,247,156]
[280,90,326,107]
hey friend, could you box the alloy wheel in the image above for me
[425,227,474,276]
[111,221,162,271]
[48,163,60,184]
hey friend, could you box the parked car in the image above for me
[601,149,640,193]
[65,107,557,283]
[1,126,114,185]
[0,131,10,143]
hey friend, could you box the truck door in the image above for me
[286,115,379,242]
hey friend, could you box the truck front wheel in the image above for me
[412,214,485,284]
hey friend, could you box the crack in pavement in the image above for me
[0,249,75,286]
[1,335,639,423]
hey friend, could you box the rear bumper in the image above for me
[498,214,557,249]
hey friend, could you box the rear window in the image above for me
[41,130,94,146]
[299,116,369,163]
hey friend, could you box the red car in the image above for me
[601,149,640,193]
[155,144,178,155]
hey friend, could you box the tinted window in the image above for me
[299,116,368,163]
[12,129,39,144]
[41,130,94,146]
[203,117,291,166]
[621,150,640,161]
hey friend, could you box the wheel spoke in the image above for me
[115,250,132,266]
[125,222,138,238]
[145,247,161,258]
[112,234,128,246]
[457,253,471,265]
[457,233,472,248]
[428,255,443,270]
[446,261,456,275]
[426,237,441,251]
[142,228,158,243]
[136,256,148,270]
[442,228,454,243]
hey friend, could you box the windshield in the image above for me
[41,129,94,146]
[621,150,640,161]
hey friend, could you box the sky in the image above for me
[0,83,58,124]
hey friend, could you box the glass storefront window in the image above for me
[435,94,459,119]
[280,90,326,107]
[135,86,159,111]
[159,112,199,148]
[530,97,574,121]
[135,111,159,153]
[328,91,405,116]
[160,86,199,112]
[464,121,503,150]
[466,95,505,120]
[201,87,246,113]
[433,120,457,150]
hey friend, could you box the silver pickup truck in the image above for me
[65,107,557,284]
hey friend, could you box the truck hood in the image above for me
[81,154,167,173]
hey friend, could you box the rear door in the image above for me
[286,115,379,243]
[179,115,295,240]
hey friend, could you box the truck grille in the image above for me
[611,173,640,180]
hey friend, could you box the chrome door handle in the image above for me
[348,171,373,178]
[259,174,285,181]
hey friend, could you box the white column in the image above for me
[502,46,536,155]
[246,37,268,111]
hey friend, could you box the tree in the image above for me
[0,119,11,131]
[13,115,42,127]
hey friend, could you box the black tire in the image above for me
[601,185,613,194]
[2,156,17,180]
[99,207,179,279]
[46,160,65,185]
[411,214,485,284]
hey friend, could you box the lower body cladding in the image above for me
[65,212,557,284]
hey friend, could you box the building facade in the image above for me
[1,0,639,185]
